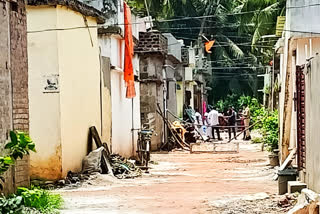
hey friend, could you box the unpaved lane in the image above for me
[59,142,281,214]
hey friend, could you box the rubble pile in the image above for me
[277,193,299,210]
[210,193,297,214]
[31,151,142,189]
[110,154,142,179]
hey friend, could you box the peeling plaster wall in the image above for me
[100,56,112,147]
[139,54,165,150]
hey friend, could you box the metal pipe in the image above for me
[131,98,135,156]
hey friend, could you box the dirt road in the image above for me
[59,142,284,214]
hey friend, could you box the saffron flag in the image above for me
[205,40,215,53]
[124,2,136,98]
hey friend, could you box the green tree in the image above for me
[128,0,282,103]
[239,0,286,47]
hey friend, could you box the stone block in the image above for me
[288,181,307,194]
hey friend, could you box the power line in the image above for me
[210,66,268,70]
[207,56,266,63]
[158,23,274,30]
[156,9,282,23]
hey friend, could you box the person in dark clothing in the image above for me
[227,107,237,140]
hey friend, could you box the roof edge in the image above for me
[27,0,106,24]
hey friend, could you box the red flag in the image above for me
[205,40,215,53]
[124,2,136,98]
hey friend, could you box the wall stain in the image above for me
[30,144,62,180]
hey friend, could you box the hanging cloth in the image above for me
[124,2,136,98]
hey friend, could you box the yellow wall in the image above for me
[27,5,101,179]
[57,6,101,177]
[100,63,112,147]
[27,6,63,180]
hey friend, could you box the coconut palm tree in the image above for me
[238,0,286,47]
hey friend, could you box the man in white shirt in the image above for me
[208,108,222,140]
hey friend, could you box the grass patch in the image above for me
[16,186,63,213]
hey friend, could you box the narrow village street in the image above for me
[59,140,285,214]
[2,0,320,213]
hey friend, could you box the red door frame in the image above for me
[295,65,306,170]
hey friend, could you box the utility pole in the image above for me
[271,51,275,110]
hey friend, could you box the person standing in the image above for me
[243,105,251,140]
[208,107,222,140]
[227,107,237,140]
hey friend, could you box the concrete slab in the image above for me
[288,181,307,194]
[190,141,239,154]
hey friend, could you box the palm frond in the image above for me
[220,35,245,59]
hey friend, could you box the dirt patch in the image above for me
[60,142,280,213]
[209,193,292,214]
[217,156,266,163]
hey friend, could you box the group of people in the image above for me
[192,105,251,141]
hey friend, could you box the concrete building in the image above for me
[163,33,184,121]
[0,0,30,194]
[96,0,143,158]
[27,0,105,180]
[136,31,168,150]
[277,0,320,194]
[183,47,197,114]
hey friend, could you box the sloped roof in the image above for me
[27,0,106,24]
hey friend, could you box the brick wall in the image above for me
[10,0,29,132]
[135,32,168,54]
[0,0,29,194]
[10,0,30,188]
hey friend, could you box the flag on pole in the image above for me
[124,2,136,98]
[205,40,215,53]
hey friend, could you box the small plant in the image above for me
[264,85,271,95]
[0,195,24,214]
[6,131,36,160]
[262,111,279,152]
[0,131,36,190]
[17,186,63,214]
[0,157,14,176]
[251,136,263,144]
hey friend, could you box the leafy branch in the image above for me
[0,131,36,190]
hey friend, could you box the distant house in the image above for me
[163,33,183,121]
[26,0,105,180]
[0,0,30,194]
[277,0,320,194]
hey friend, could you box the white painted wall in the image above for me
[279,0,320,161]
[163,33,182,62]
[305,54,320,193]
[287,0,320,38]
[99,34,141,157]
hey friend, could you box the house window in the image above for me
[11,2,18,12]
[176,84,181,90]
